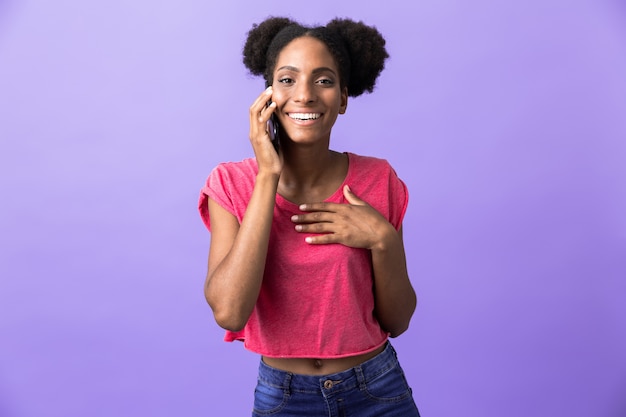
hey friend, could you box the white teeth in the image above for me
[289,113,321,121]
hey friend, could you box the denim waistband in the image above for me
[257,342,399,395]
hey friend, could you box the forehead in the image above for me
[275,36,337,70]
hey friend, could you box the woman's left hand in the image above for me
[291,185,396,250]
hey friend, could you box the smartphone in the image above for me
[265,82,280,152]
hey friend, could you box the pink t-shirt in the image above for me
[198,152,408,358]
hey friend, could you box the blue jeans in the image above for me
[252,343,420,417]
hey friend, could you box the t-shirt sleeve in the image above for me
[387,165,409,231]
[198,164,238,232]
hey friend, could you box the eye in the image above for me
[317,78,335,85]
[278,77,294,84]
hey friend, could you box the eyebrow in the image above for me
[276,66,337,76]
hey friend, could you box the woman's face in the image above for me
[270,36,348,146]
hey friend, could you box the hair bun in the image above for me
[242,17,297,76]
[326,18,389,96]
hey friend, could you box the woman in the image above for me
[199,16,420,416]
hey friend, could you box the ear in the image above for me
[339,87,348,114]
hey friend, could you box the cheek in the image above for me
[271,90,288,108]
[272,83,287,101]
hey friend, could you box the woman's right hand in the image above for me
[249,86,282,175]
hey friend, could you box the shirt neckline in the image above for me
[274,152,353,209]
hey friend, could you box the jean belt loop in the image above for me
[354,365,367,391]
[283,372,293,395]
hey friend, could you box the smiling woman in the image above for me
[198,17,419,416]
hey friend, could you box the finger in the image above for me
[253,100,275,127]
[249,99,276,144]
[343,185,366,206]
[250,86,273,112]
[249,87,275,123]
[259,101,276,124]
[294,222,335,233]
[298,202,339,213]
[291,211,334,224]
[304,234,338,245]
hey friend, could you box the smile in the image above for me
[288,113,321,121]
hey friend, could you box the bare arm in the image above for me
[204,87,281,331]
[205,172,279,331]
[292,185,416,337]
[369,226,416,337]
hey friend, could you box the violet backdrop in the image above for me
[0,0,625,416]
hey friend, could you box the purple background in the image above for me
[1,0,625,416]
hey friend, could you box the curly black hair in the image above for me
[242,17,389,97]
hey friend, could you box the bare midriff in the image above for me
[262,344,386,376]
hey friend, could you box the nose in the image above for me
[294,81,316,103]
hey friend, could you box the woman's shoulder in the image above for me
[205,157,258,194]
[345,152,405,193]
[347,152,396,174]
[211,157,258,177]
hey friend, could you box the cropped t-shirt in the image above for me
[198,152,408,358]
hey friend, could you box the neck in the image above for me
[279,144,339,190]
